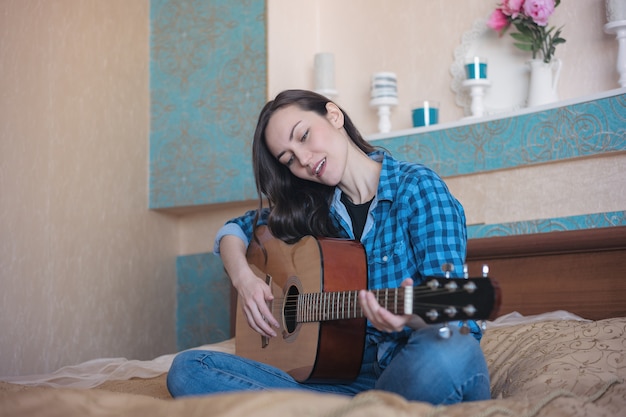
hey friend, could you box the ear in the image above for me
[325,102,344,128]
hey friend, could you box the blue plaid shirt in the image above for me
[215,151,479,350]
[331,151,467,288]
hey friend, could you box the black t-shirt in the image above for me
[340,192,373,241]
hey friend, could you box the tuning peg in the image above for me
[463,264,469,279]
[444,281,458,291]
[441,263,454,278]
[482,264,489,278]
[426,309,439,321]
[463,304,477,316]
[463,281,477,293]
[438,324,452,339]
[444,306,458,317]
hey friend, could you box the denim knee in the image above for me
[166,350,195,397]
[166,350,223,397]
[375,326,490,404]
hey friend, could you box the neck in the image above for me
[339,147,381,204]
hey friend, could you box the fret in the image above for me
[297,294,301,322]
[340,292,343,319]
[315,293,320,321]
[317,292,321,321]
[393,289,397,315]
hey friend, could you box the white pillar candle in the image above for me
[314,53,335,93]
[606,0,626,22]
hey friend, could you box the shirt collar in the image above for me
[331,150,397,210]
[371,150,397,203]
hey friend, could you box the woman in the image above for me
[167,90,490,404]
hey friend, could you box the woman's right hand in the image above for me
[219,234,280,338]
[234,269,280,338]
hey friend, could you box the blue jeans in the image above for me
[167,325,490,405]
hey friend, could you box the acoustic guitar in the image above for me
[235,226,501,383]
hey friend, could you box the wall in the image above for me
[180,0,625,254]
[1,0,623,377]
[267,0,618,135]
[0,1,178,377]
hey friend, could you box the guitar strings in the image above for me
[267,286,473,320]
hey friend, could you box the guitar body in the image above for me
[235,226,368,383]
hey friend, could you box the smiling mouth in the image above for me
[314,158,326,177]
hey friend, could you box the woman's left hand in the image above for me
[359,278,419,333]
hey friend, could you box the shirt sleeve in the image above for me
[212,208,269,256]
[409,169,467,279]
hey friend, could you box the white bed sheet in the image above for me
[0,311,587,389]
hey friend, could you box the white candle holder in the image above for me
[605,20,626,88]
[370,97,397,133]
[370,72,398,133]
[462,79,491,118]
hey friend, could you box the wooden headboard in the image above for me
[466,226,626,320]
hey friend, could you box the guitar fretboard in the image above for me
[290,278,490,324]
[294,288,410,322]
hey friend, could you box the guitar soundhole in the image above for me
[284,284,299,334]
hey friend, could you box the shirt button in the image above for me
[382,255,388,262]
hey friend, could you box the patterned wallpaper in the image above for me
[149,0,266,209]
[374,92,626,178]
[467,211,625,239]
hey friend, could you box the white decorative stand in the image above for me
[370,97,397,133]
[370,72,398,133]
[462,79,491,117]
[604,20,626,88]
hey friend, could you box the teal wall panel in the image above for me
[467,211,626,239]
[175,252,232,351]
[373,92,626,178]
[150,0,266,208]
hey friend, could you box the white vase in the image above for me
[526,59,562,107]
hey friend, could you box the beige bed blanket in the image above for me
[1,315,625,417]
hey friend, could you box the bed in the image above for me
[2,226,625,417]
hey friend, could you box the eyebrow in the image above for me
[276,120,302,161]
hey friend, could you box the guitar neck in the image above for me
[294,277,497,325]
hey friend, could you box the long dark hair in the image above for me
[252,89,375,243]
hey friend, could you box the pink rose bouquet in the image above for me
[487,0,565,63]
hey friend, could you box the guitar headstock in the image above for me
[412,265,501,327]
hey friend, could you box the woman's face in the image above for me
[264,103,348,186]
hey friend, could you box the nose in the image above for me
[292,148,312,168]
